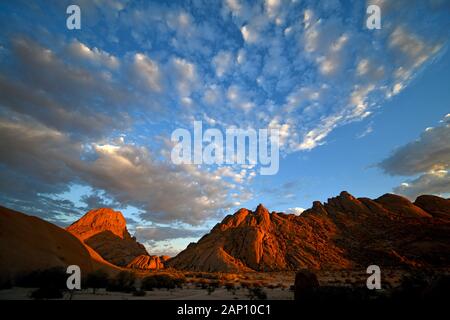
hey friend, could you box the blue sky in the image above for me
[0,0,449,255]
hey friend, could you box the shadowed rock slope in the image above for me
[0,206,94,282]
[168,192,450,272]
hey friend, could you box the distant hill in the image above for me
[167,192,450,272]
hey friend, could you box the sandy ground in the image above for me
[0,286,293,300]
[2,268,443,300]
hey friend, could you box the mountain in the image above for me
[167,192,450,272]
[0,206,95,282]
[67,208,148,266]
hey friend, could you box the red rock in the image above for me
[168,192,450,272]
[160,255,171,262]
[375,193,432,218]
[414,195,450,220]
[127,255,165,270]
[67,208,148,266]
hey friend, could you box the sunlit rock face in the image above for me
[67,208,148,266]
[168,192,450,272]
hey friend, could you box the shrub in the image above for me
[224,282,236,295]
[247,287,267,300]
[196,279,209,289]
[106,271,136,293]
[393,270,450,302]
[85,269,110,294]
[132,289,146,297]
[207,286,215,295]
[141,274,184,290]
[16,267,67,289]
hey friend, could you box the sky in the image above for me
[0,0,449,256]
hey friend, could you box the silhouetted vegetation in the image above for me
[14,267,67,299]
[206,286,215,295]
[106,271,136,293]
[141,274,185,290]
[224,282,237,295]
[15,267,67,289]
[393,269,450,302]
[247,287,267,300]
[195,279,209,289]
[292,269,450,304]
[132,289,146,297]
[85,269,110,294]
[293,269,387,303]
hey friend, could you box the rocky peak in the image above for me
[255,204,269,215]
[252,204,271,227]
[168,192,450,272]
[414,195,450,220]
[220,205,272,229]
[339,191,355,199]
[67,208,148,266]
[324,191,370,216]
[375,194,432,218]
[67,208,129,241]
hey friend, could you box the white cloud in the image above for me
[213,50,233,77]
[287,207,305,215]
[380,114,450,176]
[131,53,162,92]
[381,114,450,199]
[297,114,342,151]
[226,85,255,111]
[265,0,281,19]
[202,85,222,105]
[171,57,198,97]
[67,40,119,69]
[0,118,240,225]
[394,170,449,200]
[241,25,259,43]
[226,0,242,15]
